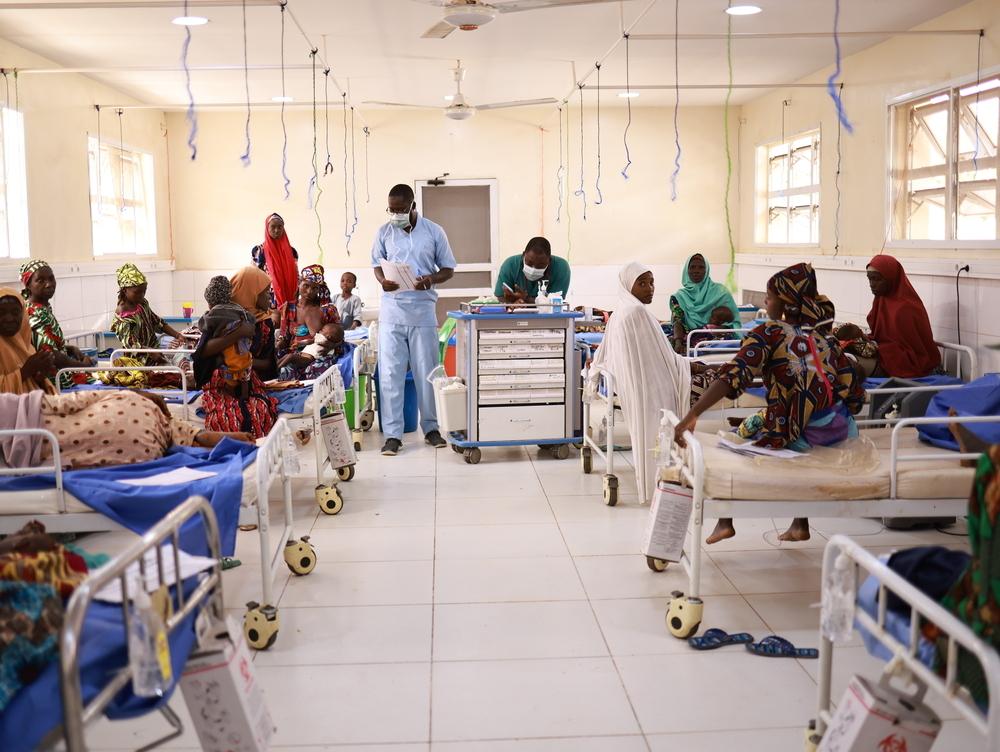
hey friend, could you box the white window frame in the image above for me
[88,134,158,258]
[886,64,1000,250]
[0,107,30,262]
[754,127,821,248]
[415,177,499,299]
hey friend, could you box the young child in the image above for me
[194,276,254,387]
[331,272,363,329]
[705,306,735,330]
[112,262,184,365]
[279,322,345,381]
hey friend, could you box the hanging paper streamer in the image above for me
[722,8,737,293]
[310,50,325,261]
[565,106,572,258]
[12,69,18,111]
[239,0,251,165]
[669,0,681,201]
[833,107,842,257]
[349,107,359,240]
[323,69,334,175]
[279,1,290,199]
[555,106,564,223]
[363,126,371,203]
[117,109,126,211]
[307,50,319,211]
[825,0,853,135]
[573,85,587,220]
[620,33,633,179]
[94,105,102,204]
[180,26,197,160]
[594,64,603,205]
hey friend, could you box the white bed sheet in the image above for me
[662,427,974,502]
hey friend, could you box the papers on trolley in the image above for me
[380,261,418,292]
[717,436,804,460]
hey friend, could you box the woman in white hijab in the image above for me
[588,262,692,503]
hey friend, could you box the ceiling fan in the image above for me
[363,60,557,120]
[412,0,631,39]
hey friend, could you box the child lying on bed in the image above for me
[0,389,251,471]
[277,321,345,381]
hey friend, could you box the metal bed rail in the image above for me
[58,495,225,752]
[351,339,376,450]
[580,363,619,506]
[56,366,192,420]
[0,427,65,510]
[310,362,356,486]
[937,340,978,381]
[684,327,753,357]
[254,416,295,613]
[817,535,999,748]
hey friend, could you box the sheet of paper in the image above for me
[119,466,217,486]
[717,437,804,460]
[380,261,418,292]
[94,544,218,603]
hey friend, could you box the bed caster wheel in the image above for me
[283,536,317,576]
[804,721,821,752]
[646,556,668,572]
[581,447,592,474]
[336,464,356,482]
[316,484,344,515]
[360,410,374,431]
[464,447,481,465]
[603,474,619,506]
[244,601,279,650]
[352,430,363,451]
[665,591,703,639]
[552,443,570,460]
[451,443,464,454]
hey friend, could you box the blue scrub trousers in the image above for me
[378,322,439,440]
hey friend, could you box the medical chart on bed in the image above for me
[717,437,804,460]
[379,261,418,291]
[95,544,217,603]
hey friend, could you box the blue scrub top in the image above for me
[371,216,457,327]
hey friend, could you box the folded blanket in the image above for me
[0,391,44,468]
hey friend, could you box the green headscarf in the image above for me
[672,253,741,331]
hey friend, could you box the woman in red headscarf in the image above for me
[866,255,940,379]
[251,213,299,310]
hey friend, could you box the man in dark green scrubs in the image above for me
[494,237,571,303]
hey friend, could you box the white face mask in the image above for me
[389,213,411,229]
[523,264,547,282]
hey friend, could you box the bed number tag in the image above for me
[155,629,173,684]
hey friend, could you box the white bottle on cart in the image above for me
[535,280,550,313]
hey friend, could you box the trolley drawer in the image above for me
[479,358,564,373]
[477,404,566,441]
[479,388,564,405]
[478,328,565,344]
[479,373,566,388]
[478,343,564,358]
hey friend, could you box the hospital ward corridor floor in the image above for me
[82,435,980,751]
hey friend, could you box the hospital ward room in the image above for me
[2,0,1000,750]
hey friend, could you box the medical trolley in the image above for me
[446,304,582,464]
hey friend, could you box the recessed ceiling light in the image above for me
[172,16,209,26]
[444,95,455,101]
[271,96,294,103]
[618,91,640,98]
[725,5,761,15]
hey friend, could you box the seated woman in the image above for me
[0,288,55,394]
[194,270,278,440]
[864,254,941,379]
[111,263,184,365]
[670,253,741,354]
[19,260,94,387]
[230,267,279,381]
[494,237,571,303]
[675,264,864,544]
[276,264,340,358]
[589,262,691,504]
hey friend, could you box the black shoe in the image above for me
[381,438,402,456]
[424,430,447,448]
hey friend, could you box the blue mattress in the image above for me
[65,383,201,405]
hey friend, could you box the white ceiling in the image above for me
[0,0,973,115]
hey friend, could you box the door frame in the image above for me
[415,178,499,299]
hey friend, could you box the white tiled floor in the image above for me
[85,434,982,750]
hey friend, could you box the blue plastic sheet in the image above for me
[863,374,963,390]
[917,374,1000,450]
[855,568,936,668]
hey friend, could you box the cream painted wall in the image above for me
[0,38,171,267]
[165,107,545,275]
[540,105,741,271]
[736,0,1000,261]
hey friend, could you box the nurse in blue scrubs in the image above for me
[371,184,456,456]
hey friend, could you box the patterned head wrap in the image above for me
[299,264,332,306]
[204,276,232,307]
[767,263,829,328]
[116,263,147,290]
[19,259,49,293]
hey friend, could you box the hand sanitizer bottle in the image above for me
[535,280,550,312]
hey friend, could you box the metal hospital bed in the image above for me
[811,535,999,751]
[654,408,1000,641]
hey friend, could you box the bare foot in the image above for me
[195,431,255,447]
[706,518,736,544]
[778,518,811,542]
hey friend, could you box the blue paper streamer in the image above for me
[621,33,633,180]
[826,0,854,134]
[181,27,197,161]
[669,0,681,201]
